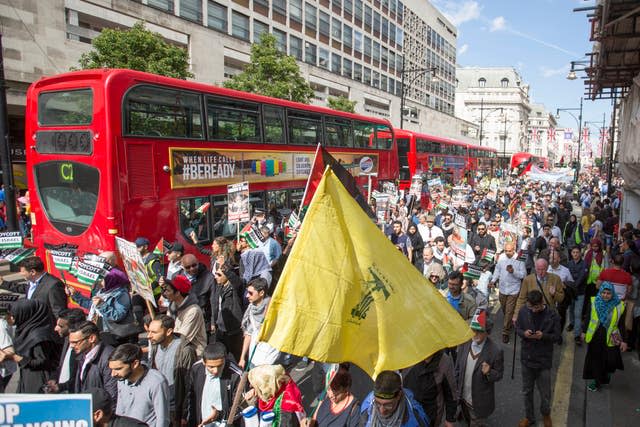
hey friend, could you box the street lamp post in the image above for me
[478,98,503,147]
[585,113,607,171]
[399,57,437,129]
[502,112,508,169]
[556,97,583,183]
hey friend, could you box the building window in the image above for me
[343,58,352,78]
[372,71,380,88]
[232,11,250,40]
[290,35,303,60]
[381,46,388,66]
[354,63,362,81]
[290,0,303,23]
[332,18,341,41]
[355,0,363,20]
[396,27,403,47]
[364,5,372,28]
[343,26,352,48]
[389,78,395,94]
[273,0,287,15]
[273,28,287,52]
[381,17,388,39]
[478,77,486,88]
[344,0,352,15]
[331,53,341,74]
[254,0,269,7]
[364,35,372,57]
[319,11,330,37]
[389,22,396,43]
[305,42,317,64]
[148,0,174,13]
[373,11,380,33]
[501,78,509,88]
[207,1,227,32]
[319,48,329,69]
[380,75,387,92]
[354,30,362,52]
[253,20,269,43]
[372,41,380,61]
[180,0,202,22]
[363,67,371,85]
[305,3,317,30]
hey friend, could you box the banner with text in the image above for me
[0,394,91,427]
[170,148,378,188]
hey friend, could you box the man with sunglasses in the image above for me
[359,370,430,427]
[180,254,215,335]
[469,223,496,263]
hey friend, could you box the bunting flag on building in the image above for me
[582,127,590,143]
[547,127,555,143]
[259,168,473,377]
[564,128,573,140]
[531,128,540,143]
[300,144,375,219]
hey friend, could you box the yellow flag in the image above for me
[259,168,473,377]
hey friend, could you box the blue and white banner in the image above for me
[0,394,92,426]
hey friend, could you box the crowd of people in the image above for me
[0,170,636,427]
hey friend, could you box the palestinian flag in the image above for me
[481,249,496,263]
[436,202,449,211]
[195,202,211,215]
[153,238,165,257]
[300,144,375,218]
[240,223,266,249]
[470,308,488,331]
[76,261,107,286]
[0,231,23,250]
[51,250,74,271]
[285,211,301,238]
[517,250,528,262]
[462,264,482,280]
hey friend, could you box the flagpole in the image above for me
[299,143,322,216]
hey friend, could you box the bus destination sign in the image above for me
[36,130,93,155]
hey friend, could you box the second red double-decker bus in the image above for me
[25,69,397,273]
[395,129,498,189]
[510,152,549,176]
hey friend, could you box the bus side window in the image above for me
[263,105,286,144]
[207,97,261,142]
[374,124,393,149]
[325,118,353,147]
[288,110,321,145]
[124,85,203,139]
[179,197,212,245]
[353,121,373,148]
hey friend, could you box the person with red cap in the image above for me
[163,275,206,357]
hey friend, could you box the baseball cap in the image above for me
[134,237,150,247]
[169,275,192,294]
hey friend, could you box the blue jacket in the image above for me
[360,388,430,427]
[73,286,134,331]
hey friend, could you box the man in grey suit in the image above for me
[455,308,504,426]
[0,256,68,316]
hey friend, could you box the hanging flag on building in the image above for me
[582,127,590,143]
[600,127,609,144]
[531,128,540,143]
[564,128,573,140]
[259,168,473,377]
[547,127,555,143]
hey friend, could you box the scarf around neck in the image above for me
[594,282,621,325]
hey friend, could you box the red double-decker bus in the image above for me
[395,129,498,189]
[25,69,397,273]
[510,152,549,176]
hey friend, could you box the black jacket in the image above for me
[74,343,118,407]
[469,233,496,259]
[55,337,77,391]
[516,305,561,370]
[212,279,244,336]
[190,264,215,330]
[567,258,587,295]
[186,359,243,427]
[2,273,67,317]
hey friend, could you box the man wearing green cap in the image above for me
[455,308,504,426]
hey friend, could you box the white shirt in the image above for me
[201,371,223,427]
[548,264,573,286]
[492,254,527,295]
[418,224,443,243]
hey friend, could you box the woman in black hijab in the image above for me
[406,223,425,267]
[6,299,60,392]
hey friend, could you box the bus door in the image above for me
[397,137,411,182]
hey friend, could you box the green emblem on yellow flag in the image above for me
[259,168,473,377]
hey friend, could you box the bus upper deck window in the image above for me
[38,89,93,126]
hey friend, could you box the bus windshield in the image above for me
[33,161,99,236]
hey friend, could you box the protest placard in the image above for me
[227,181,250,224]
[0,394,92,426]
[115,237,156,307]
